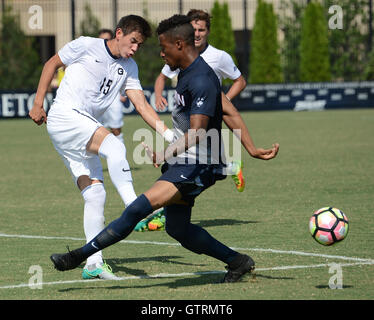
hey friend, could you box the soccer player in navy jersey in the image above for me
[50,15,279,283]
[136,10,277,232]
[154,9,247,194]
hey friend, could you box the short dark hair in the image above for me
[116,15,152,39]
[98,28,114,38]
[156,14,194,46]
[187,9,211,30]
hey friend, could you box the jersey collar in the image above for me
[179,56,201,76]
[199,43,209,55]
[104,39,120,60]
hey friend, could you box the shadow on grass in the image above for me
[315,284,353,289]
[58,267,295,293]
[106,256,207,276]
[58,273,225,293]
[192,218,259,228]
[253,273,294,280]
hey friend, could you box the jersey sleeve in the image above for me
[122,59,142,91]
[58,36,87,66]
[190,75,218,117]
[217,52,242,80]
[161,64,180,79]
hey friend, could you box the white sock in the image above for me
[98,134,137,207]
[225,162,234,175]
[81,183,106,266]
[117,182,137,207]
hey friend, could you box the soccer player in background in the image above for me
[97,28,128,145]
[154,10,246,114]
[50,15,279,283]
[29,15,174,280]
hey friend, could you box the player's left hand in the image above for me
[29,105,47,125]
[155,95,168,111]
[252,143,279,160]
[142,142,164,168]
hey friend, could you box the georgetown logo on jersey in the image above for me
[118,68,124,75]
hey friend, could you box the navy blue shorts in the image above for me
[157,163,226,206]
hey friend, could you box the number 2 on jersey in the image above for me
[100,77,113,95]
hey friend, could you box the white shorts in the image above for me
[97,94,124,129]
[47,104,104,184]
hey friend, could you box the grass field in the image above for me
[0,109,373,300]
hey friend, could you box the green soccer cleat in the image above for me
[134,218,149,232]
[82,262,121,280]
[134,208,165,232]
[148,214,166,231]
[231,160,245,192]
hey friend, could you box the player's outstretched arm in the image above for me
[126,89,173,142]
[221,93,279,160]
[154,73,169,111]
[29,54,65,125]
[143,114,209,167]
[225,75,246,101]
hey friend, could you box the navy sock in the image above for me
[81,194,153,259]
[164,204,238,264]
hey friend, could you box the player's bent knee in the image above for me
[98,134,128,166]
[111,128,121,136]
[165,226,186,243]
[77,175,103,191]
[81,182,106,206]
[165,221,190,243]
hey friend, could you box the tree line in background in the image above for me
[0,0,374,90]
[0,5,42,90]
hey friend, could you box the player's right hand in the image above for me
[253,143,279,160]
[29,105,47,125]
[142,142,164,168]
[155,95,168,111]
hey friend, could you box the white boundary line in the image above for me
[0,232,374,290]
[1,261,373,290]
[1,232,373,263]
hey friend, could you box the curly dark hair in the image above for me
[156,14,194,46]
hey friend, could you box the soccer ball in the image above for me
[309,207,349,246]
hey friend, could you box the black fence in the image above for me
[1,82,373,119]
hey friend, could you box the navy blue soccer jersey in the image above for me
[171,56,224,164]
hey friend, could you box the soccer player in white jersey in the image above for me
[155,9,246,108]
[29,15,174,280]
[97,29,127,144]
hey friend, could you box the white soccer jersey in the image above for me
[161,44,241,84]
[55,36,142,120]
